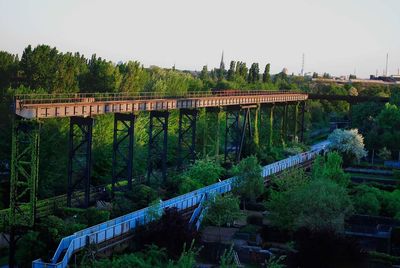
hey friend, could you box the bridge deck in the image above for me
[14,91,307,119]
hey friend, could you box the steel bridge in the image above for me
[31,141,330,268]
[6,90,308,266]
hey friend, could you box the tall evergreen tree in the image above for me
[248,63,259,83]
[227,61,236,81]
[263,63,271,83]
[200,65,209,80]
[218,52,225,81]
[236,61,248,80]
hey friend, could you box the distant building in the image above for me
[391,75,400,82]
[370,75,397,83]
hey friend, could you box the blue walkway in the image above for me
[32,141,330,268]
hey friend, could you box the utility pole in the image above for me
[385,53,389,76]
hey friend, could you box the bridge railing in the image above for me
[32,140,330,268]
[15,90,301,106]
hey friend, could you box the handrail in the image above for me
[16,90,303,105]
[32,140,330,268]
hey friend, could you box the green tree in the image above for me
[81,54,122,92]
[233,156,264,208]
[204,194,242,230]
[376,103,400,155]
[175,159,223,194]
[312,152,351,186]
[235,61,248,81]
[262,63,271,83]
[119,61,149,93]
[199,65,209,81]
[186,159,224,186]
[389,86,400,106]
[52,52,88,93]
[16,231,47,267]
[267,163,353,232]
[0,51,19,89]
[19,44,59,91]
[227,61,236,81]
[248,63,260,83]
[352,184,381,215]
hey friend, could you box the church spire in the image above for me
[220,51,225,71]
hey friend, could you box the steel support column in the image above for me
[298,101,306,142]
[292,102,299,142]
[224,106,253,163]
[268,104,275,148]
[9,117,40,267]
[274,103,286,145]
[9,117,40,228]
[112,113,135,192]
[178,109,198,169]
[147,111,169,184]
[282,103,288,143]
[67,116,93,208]
[224,107,241,163]
[202,107,221,158]
[238,107,253,159]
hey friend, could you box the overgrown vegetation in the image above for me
[2,44,400,266]
[266,153,354,233]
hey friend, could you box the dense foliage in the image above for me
[203,194,242,228]
[86,243,199,268]
[266,153,353,233]
[232,156,264,208]
[2,44,400,266]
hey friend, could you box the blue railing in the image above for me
[32,140,330,268]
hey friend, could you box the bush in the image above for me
[204,194,242,228]
[351,184,381,216]
[233,156,264,208]
[267,176,353,233]
[185,159,224,186]
[57,207,110,226]
[327,128,367,164]
[16,231,47,267]
[178,176,203,194]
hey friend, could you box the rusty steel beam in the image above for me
[15,92,308,119]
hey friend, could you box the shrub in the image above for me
[267,177,353,233]
[327,128,367,164]
[351,184,381,216]
[233,156,264,208]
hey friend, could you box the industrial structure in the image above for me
[5,89,388,266]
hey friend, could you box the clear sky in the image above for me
[1,0,399,78]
